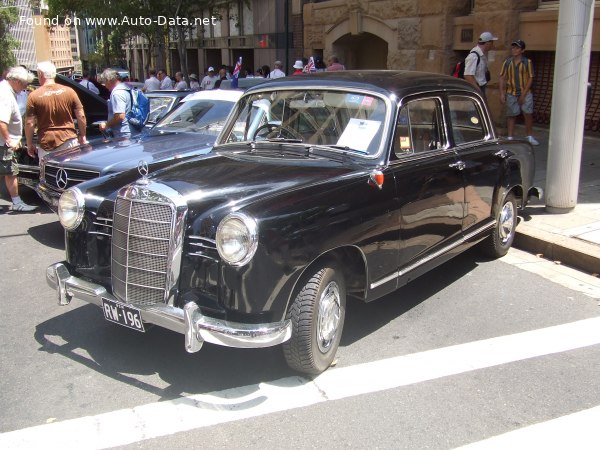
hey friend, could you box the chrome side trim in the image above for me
[47,262,292,350]
[370,220,496,290]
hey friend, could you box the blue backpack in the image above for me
[127,88,150,131]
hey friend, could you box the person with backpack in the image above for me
[464,31,498,101]
[98,68,138,138]
[499,39,539,146]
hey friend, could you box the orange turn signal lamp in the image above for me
[369,170,384,189]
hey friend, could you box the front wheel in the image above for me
[481,192,517,258]
[283,264,346,375]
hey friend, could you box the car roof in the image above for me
[182,89,243,103]
[244,70,479,99]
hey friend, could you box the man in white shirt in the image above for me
[173,72,188,90]
[157,69,173,90]
[201,67,219,90]
[143,69,161,92]
[0,66,37,211]
[464,31,497,102]
[79,71,100,95]
[268,61,286,79]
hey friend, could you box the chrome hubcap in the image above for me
[499,200,515,244]
[317,281,341,353]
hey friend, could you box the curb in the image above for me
[514,226,600,275]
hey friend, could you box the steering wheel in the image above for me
[253,123,304,141]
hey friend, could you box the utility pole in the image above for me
[545,0,595,213]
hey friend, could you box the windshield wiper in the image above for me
[265,137,304,143]
[325,144,368,153]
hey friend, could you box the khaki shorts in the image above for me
[0,146,19,176]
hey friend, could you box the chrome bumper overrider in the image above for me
[46,262,292,352]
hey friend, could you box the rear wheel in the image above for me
[283,265,346,375]
[481,192,517,258]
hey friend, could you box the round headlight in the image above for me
[58,188,85,231]
[216,212,258,266]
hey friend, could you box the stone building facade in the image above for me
[303,0,600,131]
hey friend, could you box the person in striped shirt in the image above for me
[499,39,539,146]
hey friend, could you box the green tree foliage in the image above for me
[46,0,243,76]
[0,2,20,72]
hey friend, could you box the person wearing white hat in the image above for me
[292,60,304,76]
[464,31,498,101]
[189,74,200,91]
[201,67,219,90]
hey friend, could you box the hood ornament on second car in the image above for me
[137,160,149,185]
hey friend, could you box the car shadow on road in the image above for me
[34,249,481,401]
[28,220,65,250]
[341,249,479,346]
[34,302,292,402]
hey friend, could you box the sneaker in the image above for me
[527,135,540,146]
[11,202,38,212]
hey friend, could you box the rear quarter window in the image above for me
[448,96,487,145]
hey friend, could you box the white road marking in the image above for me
[2,316,600,449]
[456,405,600,449]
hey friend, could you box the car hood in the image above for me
[144,147,368,208]
[45,132,217,175]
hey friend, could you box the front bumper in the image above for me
[34,182,61,210]
[46,262,292,352]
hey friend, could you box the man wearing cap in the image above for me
[499,39,539,146]
[464,31,498,100]
[201,67,219,90]
[269,61,286,79]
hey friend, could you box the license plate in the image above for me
[102,298,145,332]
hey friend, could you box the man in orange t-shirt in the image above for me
[25,61,87,160]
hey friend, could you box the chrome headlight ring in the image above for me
[216,212,258,267]
[58,187,85,231]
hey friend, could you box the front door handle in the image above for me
[494,149,509,159]
[449,161,466,171]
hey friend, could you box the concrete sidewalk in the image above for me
[512,125,600,275]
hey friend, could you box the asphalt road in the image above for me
[1,190,600,449]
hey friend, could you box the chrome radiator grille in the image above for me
[111,196,175,306]
[43,164,99,191]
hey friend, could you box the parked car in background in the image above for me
[16,84,190,190]
[47,71,540,375]
[36,89,242,208]
[15,74,109,189]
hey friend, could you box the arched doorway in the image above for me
[332,32,388,70]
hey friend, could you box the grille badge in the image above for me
[56,168,69,190]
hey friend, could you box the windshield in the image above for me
[152,98,235,135]
[219,90,389,156]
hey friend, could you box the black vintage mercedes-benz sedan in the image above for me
[46,71,540,375]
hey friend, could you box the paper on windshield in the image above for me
[336,118,381,152]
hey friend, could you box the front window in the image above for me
[219,90,390,156]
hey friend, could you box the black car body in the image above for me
[36,89,242,208]
[47,71,539,374]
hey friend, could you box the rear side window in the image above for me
[394,97,444,158]
[448,96,487,145]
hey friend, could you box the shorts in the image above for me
[0,146,19,176]
[506,92,534,116]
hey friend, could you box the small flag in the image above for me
[231,56,242,88]
[306,56,315,73]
